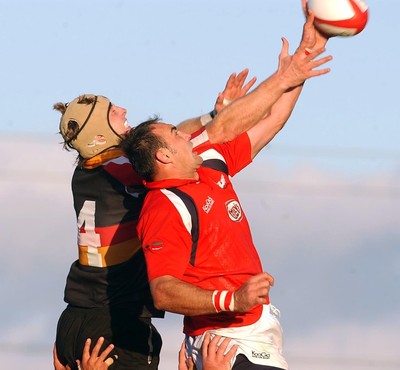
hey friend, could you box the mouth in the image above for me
[124,120,131,130]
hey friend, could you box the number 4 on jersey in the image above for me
[77,200,102,266]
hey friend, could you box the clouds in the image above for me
[236,159,400,253]
[285,317,400,369]
[0,135,75,353]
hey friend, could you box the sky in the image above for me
[0,0,399,369]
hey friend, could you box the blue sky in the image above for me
[0,0,399,369]
[1,0,398,174]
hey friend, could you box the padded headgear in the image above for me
[59,94,123,159]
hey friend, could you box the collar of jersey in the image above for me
[83,148,126,169]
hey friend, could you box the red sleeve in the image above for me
[202,132,252,177]
[223,132,252,176]
[137,191,193,281]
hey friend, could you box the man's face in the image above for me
[109,104,131,135]
[153,122,203,175]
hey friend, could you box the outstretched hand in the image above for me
[299,0,331,52]
[214,69,257,113]
[277,36,332,89]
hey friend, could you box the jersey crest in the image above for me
[226,199,243,222]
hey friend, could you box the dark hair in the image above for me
[120,116,167,182]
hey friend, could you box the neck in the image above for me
[154,167,199,182]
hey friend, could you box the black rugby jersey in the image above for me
[63,149,162,316]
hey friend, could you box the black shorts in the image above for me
[55,305,162,370]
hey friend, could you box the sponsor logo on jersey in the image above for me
[202,196,214,213]
[146,241,163,251]
[251,351,271,360]
[226,199,242,222]
[216,174,226,188]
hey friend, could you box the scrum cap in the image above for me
[59,94,123,159]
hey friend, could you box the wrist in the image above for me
[212,290,235,312]
[200,109,217,126]
[274,72,294,93]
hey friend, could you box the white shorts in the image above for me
[186,304,288,370]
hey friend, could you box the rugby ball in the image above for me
[307,0,369,37]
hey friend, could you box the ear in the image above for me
[155,147,172,164]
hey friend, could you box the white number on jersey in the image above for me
[77,200,102,266]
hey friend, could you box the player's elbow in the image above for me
[150,288,166,311]
[149,277,173,311]
[152,293,168,311]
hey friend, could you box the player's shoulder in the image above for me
[143,188,170,208]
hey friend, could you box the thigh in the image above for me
[233,354,285,370]
[56,306,162,370]
[55,306,89,369]
[105,314,162,370]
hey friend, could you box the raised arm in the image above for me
[263,9,331,128]
[150,272,274,316]
[177,69,256,134]
[206,10,331,145]
[248,12,332,159]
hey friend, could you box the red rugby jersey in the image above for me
[138,133,266,336]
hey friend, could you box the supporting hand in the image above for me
[178,333,238,370]
[79,337,117,370]
[178,340,194,370]
[53,344,72,370]
[202,333,238,370]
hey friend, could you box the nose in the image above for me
[114,105,127,116]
